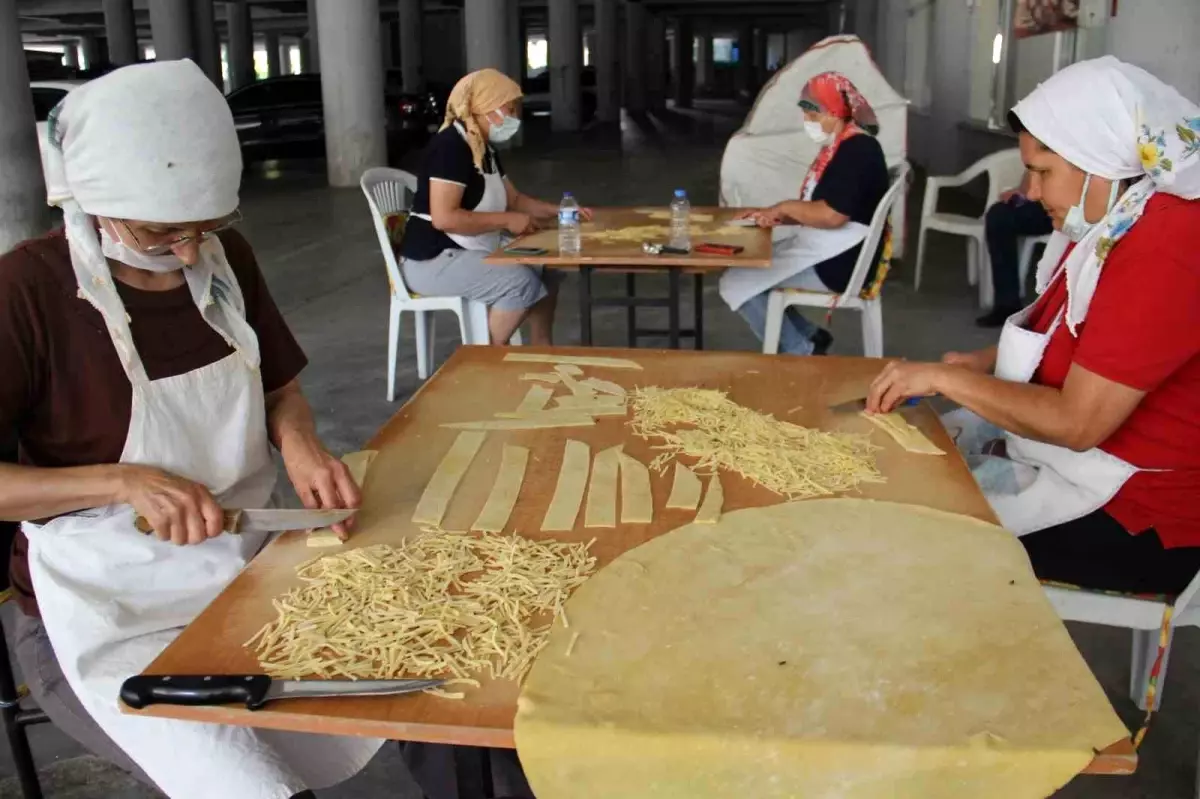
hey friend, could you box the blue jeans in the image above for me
[737,268,829,355]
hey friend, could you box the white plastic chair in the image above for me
[1043,569,1200,712]
[914,149,1026,307]
[762,163,910,358]
[361,167,520,399]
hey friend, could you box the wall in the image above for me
[1104,0,1200,101]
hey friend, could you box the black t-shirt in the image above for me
[810,134,890,293]
[402,124,506,261]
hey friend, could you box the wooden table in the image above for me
[484,207,771,349]
[127,346,1135,777]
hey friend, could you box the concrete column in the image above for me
[785,30,806,62]
[622,0,647,114]
[754,27,767,85]
[316,0,387,186]
[399,0,423,92]
[594,0,619,122]
[464,0,508,72]
[79,35,103,70]
[226,1,255,89]
[736,23,754,101]
[506,0,524,80]
[381,21,398,71]
[645,14,666,111]
[548,0,581,132]
[192,0,222,85]
[584,30,597,67]
[149,0,195,62]
[304,0,320,72]
[62,43,80,68]
[696,32,713,90]
[103,0,139,66]
[264,32,282,77]
[281,37,295,75]
[672,18,694,109]
[0,0,51,252]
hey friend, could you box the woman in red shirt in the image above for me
[868,57,1200,595]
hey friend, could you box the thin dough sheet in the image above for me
[472,445,530,533]
[543,440,592,531]
[585,445,623,529]
[412,432,487,526]
[665,463,702,510]
[862,412,945,455]
[618,453,654,525]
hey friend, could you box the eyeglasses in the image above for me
[120,210,243,256]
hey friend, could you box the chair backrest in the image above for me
[838,161,910,304]
[360,167,419,301]
[967,148,1025,209]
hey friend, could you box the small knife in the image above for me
[120,674,445,711]
[828,396,921,415]
[134,508,356,536]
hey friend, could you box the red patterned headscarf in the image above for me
[798,72,879,200]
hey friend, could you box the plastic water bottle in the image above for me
[669,189,691,251]
[558,192,581,256]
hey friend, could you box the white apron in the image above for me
[950,270,1139,536]
[413,121,508,253]
[23,245,383,799]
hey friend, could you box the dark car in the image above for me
[225,74,438,164]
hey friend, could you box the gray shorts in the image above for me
[401,249,558,312]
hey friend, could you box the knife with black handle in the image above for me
[120,674,445,710]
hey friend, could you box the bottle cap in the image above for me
[564,192,574,198]
[674,189,687,197]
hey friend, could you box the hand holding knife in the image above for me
[134,508,356,537]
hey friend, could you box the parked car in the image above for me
[225,74,439,164]
[30,80,84,177]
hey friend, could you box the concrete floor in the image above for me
[1,102,1197,798]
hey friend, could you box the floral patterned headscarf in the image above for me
[1011,56,1200,334]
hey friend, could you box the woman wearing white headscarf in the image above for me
[0,61,381,798]
[866,57,1200,595]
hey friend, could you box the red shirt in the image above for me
[1027,194,1200,548]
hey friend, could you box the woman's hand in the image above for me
[506,212,539,237]
[751,206,786,228]
[942,348,997,375]
[577,207,595,222]
[732,207,761,220]
[119,465,224,545]
[283,443,362,540]
[866,361,948,414]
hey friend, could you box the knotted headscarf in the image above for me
[440,68,524,173]
[1012,56,1200,333]
[798,72,880,201]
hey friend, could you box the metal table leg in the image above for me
[578,266,593,346]
[625,273,638,347]
[667,268,681,349]
[693,272,705,350]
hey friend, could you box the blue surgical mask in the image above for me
[1061,174,1120,243]
[488,113,522,143]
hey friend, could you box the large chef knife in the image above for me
[133,508,356,536]
[120,674,444,710]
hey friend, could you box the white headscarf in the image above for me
[43,60,258,381]
[1012,56,1200,334]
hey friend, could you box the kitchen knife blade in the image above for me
[134,508,356,536]
[120,674,445,710]
[828,396,920,415]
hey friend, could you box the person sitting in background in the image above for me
[720,72,889,355]
[867,57,1200,596]
[976,171,1054,327]
[400,68,590,346]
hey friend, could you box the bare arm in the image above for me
[505,178,558,219]
[773,199,850,229]
[429,180,516,236]
[0,462,126,522]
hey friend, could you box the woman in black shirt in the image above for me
[401,68,588,345]
[720,72,890,355]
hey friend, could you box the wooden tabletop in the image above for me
[483,206,772,269]
[128,346,1134,776]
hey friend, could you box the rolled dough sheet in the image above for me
[494,407,626,420]
[641,209,715,223]
[307,450,379,547]
[515,384,554,415]
[585,445,623,529]
[504,353,643,370]
[618,453,653,525]
[442,417,596,431]
[694,475,723,523]
[553,394,625,409]
[863,411,946,455]
[516,500,1129,799]
[519,372,562,385]
[664,463,702,510]
[471,445,529,533]
[579,377,627,397]
[412,432,487,526]
[542,440,592,532]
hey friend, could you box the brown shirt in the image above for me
[0,228,308,616]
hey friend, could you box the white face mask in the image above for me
[803,120,833,147]
[1061,174,1121,243]
[487,113,522,143]
[99,224,187,273]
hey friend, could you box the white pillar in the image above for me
[464,0,508,73]
[192,0,222,85]
[548,0,581,132]
[696,32,713,90]
[62,43,80,68]
[0,0,51,252]
[623,0,647,114]
[672,18,694,109]
[149,0,195,62]
[305,0,320,72]
[264,32,282,77]
[103,0,139,66]
[506,0,524,80]
[595,0,619,122]
[226,1,254,89]
[317,0,387,187]
[79,35,102,70]
[399,0,423,92]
